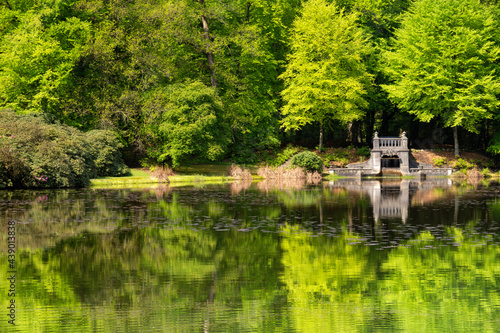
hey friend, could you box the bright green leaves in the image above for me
[280,0,372,133]
[382,0,500,134]
[0,4,90,114]
[142,80,230,167]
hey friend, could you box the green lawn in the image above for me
[90,168,241,188]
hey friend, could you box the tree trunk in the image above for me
[319,123,324,153]
[246,2,251,22]
[348,122,353,143]
[198,0,217,87]
[365,109,375,145]
[348,121,362,145]
[453,126,460,157]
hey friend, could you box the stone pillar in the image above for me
[373,132,379,149]
[370,151,380,174]
[401,131,408,148]
[399,131,410,175]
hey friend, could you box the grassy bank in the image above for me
[90,168,265,188]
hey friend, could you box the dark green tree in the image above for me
[141,80,230,167]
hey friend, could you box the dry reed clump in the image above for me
[257,165,305,179]
[257,166,322,183]
[230,164,253,180]
[150,166,175,183]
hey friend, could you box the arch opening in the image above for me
[381,155,401,169]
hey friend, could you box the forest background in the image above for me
[2,0,500,169]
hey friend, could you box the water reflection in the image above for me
[0,181,499,332]
[328,178,453,224]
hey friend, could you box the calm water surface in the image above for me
[1,179,500,332]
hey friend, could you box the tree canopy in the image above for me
[1,0,500,166]
[280,0,372,152]
[141,80,230,167]
[382,0,500,155]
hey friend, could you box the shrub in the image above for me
[0,110,129,188]
[481,168,491,178]
[453,158,473,171]
[487,131,500,155]
[290,151,324,172]
[432,157,447,167]
[85,130,130,177]
[356,146,370,157]
[267,144,299,167]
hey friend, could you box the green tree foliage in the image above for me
[0,1,90,115]
[69,0,291,159]
[0,110,129,188]
[340,0,411,39]
[85,130,130,177]
[280,0,372,152]
[153,0,287,158]
[2,0,500,164]
[382,0,500,156]
[141,80,231,167]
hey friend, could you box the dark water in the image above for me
[1,179,500,332]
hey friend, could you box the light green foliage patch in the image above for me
[0,3,90,114]
[453,158,474,171]
[280,0,372,150]
[383,0,500,155]
[432,157,447,167]
[268,145,300,167]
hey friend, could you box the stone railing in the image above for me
[373,132,408,150]
[408,168,452,176]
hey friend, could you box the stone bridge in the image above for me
[330,132,452,177]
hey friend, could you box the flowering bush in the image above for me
[0,110,129,188]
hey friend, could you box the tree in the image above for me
[279,0,372,152]
[141,80,230,167]
[0,3,90,115]
[382,0,500,156]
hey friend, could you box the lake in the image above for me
[1,179,499,332]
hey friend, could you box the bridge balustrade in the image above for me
[373,134,408,150]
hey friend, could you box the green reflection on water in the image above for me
[281,222,500,332]
[0,182,499,332]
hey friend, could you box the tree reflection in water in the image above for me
[0,181,498,332]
